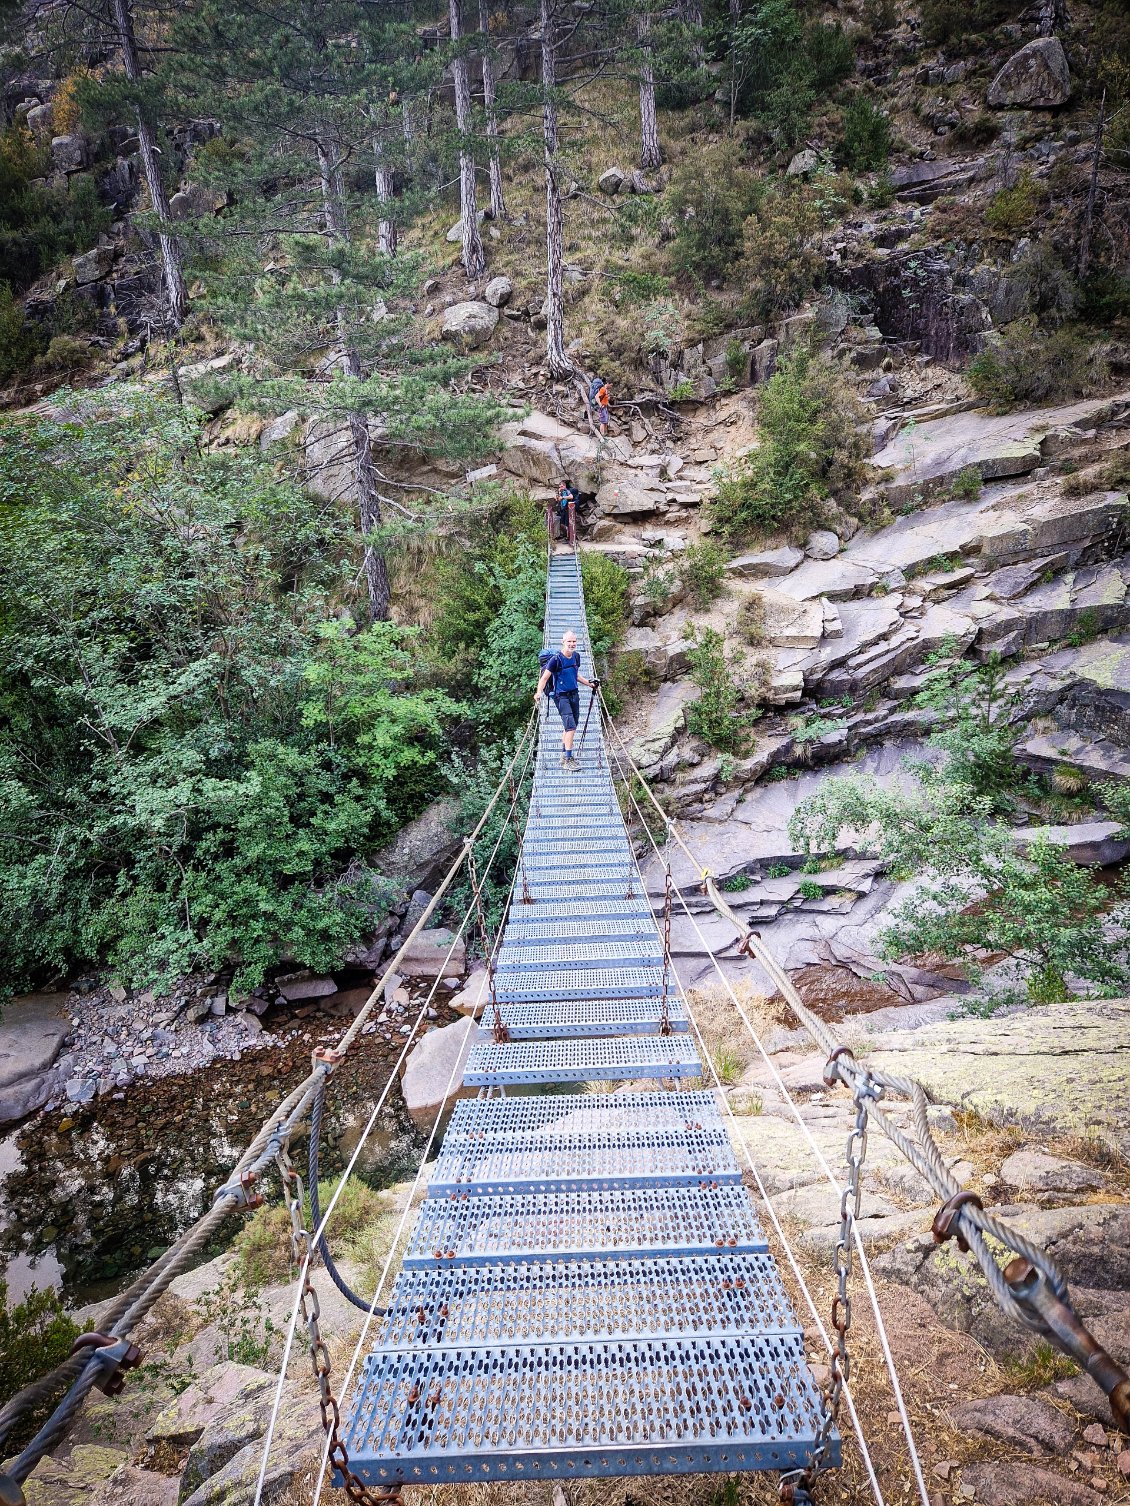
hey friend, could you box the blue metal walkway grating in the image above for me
[337,546,837,1489]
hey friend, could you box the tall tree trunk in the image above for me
[729,0,741,127]
[373,127,397,255]
[450,0,486,278]
[540,0,571,378]
[110,0,187,329]
[638,11,661,171]
[1078,89,1106,281]
[316,132,391,623]
[478,0,506,220]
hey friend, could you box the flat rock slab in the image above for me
[959,1462,1106,1506]
[149,1361,274,1444]
[860,1000,1130,1155]
[949,1392,1076,1455]
[400,1016,477,1129]
[873,392,1130,500]
[1010,820,1130,866]
[371,797,461,893]
[396,926,466,979]
[999,1149,1107,1195]
[0,992,69,1090]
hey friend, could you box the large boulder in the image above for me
[727,545,804,579]
[445,209,485,242]
[0,992,69,1128]
[948,1394,1076,1456]
[484,275,513,308]
[72,246,114,285]
[400,1016,477,1130]
[178,1377,320,1506]
[441,300,498,351]
[987,37,1071,108]
[148,1361,274,1447]
[370,797,462,894]
[757,589,825,649]
[51,133,89,172]
[598,166,626,195]
[596,475,666,519]
[396,926,466,980]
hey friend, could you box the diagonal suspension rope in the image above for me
[0,716,539,1497]
[251,728,538,1506]
[602,710,927,1505]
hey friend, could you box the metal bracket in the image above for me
[931,1191,984,1255]
[1005,1258,1130,1434]
[69,1333,142,1397]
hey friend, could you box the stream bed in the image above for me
[0,1010,426,1309]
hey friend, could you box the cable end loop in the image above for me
[822,1045,856,1090]
[931,1190,984,1254]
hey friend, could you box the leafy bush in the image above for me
[805,23,855,92]
[34,334,91,374]
[470,540,547,738]
[580,550,629,659]
[788,777,1127,1002]
[739,181,838,319]
[797,878,823,900]
[677,540,728,607]
[912,647,1023,806]
[0,127,111,292]
[948,465,983,501]
[984,168,1040,235]
[838,95,892,171]
[921,0,1017,44]
[0,282,42,383]
[685,628,755,752]
[710,350,867,540]
[969,322,1108,411]
[0,1280,79,1449]
[667,143,759,282]
[0,395,462,995]
[949,112,1000,148]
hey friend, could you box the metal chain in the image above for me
[276,1146,399,1506]
[467,845,506,1043]
[783,1070,882,1501]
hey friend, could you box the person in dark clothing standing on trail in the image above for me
[535,629,598,770]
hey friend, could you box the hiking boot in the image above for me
[560,751,569,769]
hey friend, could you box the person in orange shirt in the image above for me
[594,381,611,436]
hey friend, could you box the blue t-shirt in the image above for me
[548,651,580,694]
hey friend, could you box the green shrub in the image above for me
[948,465,983,501]
[949,112,1000,148]
[580,550,629,657]
[685,628,754,752]
[739,181,840,320]
[710,349,868,540]
[0,1280,79,1447]
[0,282,42,383]
[797,878,823,900]
[805,22,855,92]
[984,168,1040,235]
[969,322,1108,411]
[838,95,892,171]
[34,334,90,374]
[1079,267,1130,325]
[667,143,759,282]
[921,0,1017,44]
[677,540,727,607]
[0,127,112,292]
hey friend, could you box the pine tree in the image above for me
[637,10,661,170]
[540,0,571,377]
[175,0,502,621]
[449,0,486,278]
[478,0,507,221]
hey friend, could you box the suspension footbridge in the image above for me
[334,549,836,1491]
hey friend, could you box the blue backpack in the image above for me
[588,376,603,406]
[538,648,559,696]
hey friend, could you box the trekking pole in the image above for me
[578,679,598,752]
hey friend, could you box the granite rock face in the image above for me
[987,37,1071,108]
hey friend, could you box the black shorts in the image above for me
[554,689,580,731]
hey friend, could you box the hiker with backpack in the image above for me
[589,375,611,437]
[535,630,599,770]
[554,479,576,544]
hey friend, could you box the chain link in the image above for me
[792,1068,882,1496]
[275,1146,399,1506]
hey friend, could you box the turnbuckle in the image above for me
[1005,1257,1130,1434]
[68,1332,143,1396]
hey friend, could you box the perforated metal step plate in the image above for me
[406,1185,767,1267]
[444,1090,721,1136]
[504,898,655,925]
[495,946,664,975]
[337,1331,834,1486]
[478,998,688,1039]
[377,1252,795,1347]
[429,1123,739,1196]
[500,917,659,944]
[464,1035,701,1085]
[495,967,666,1003]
